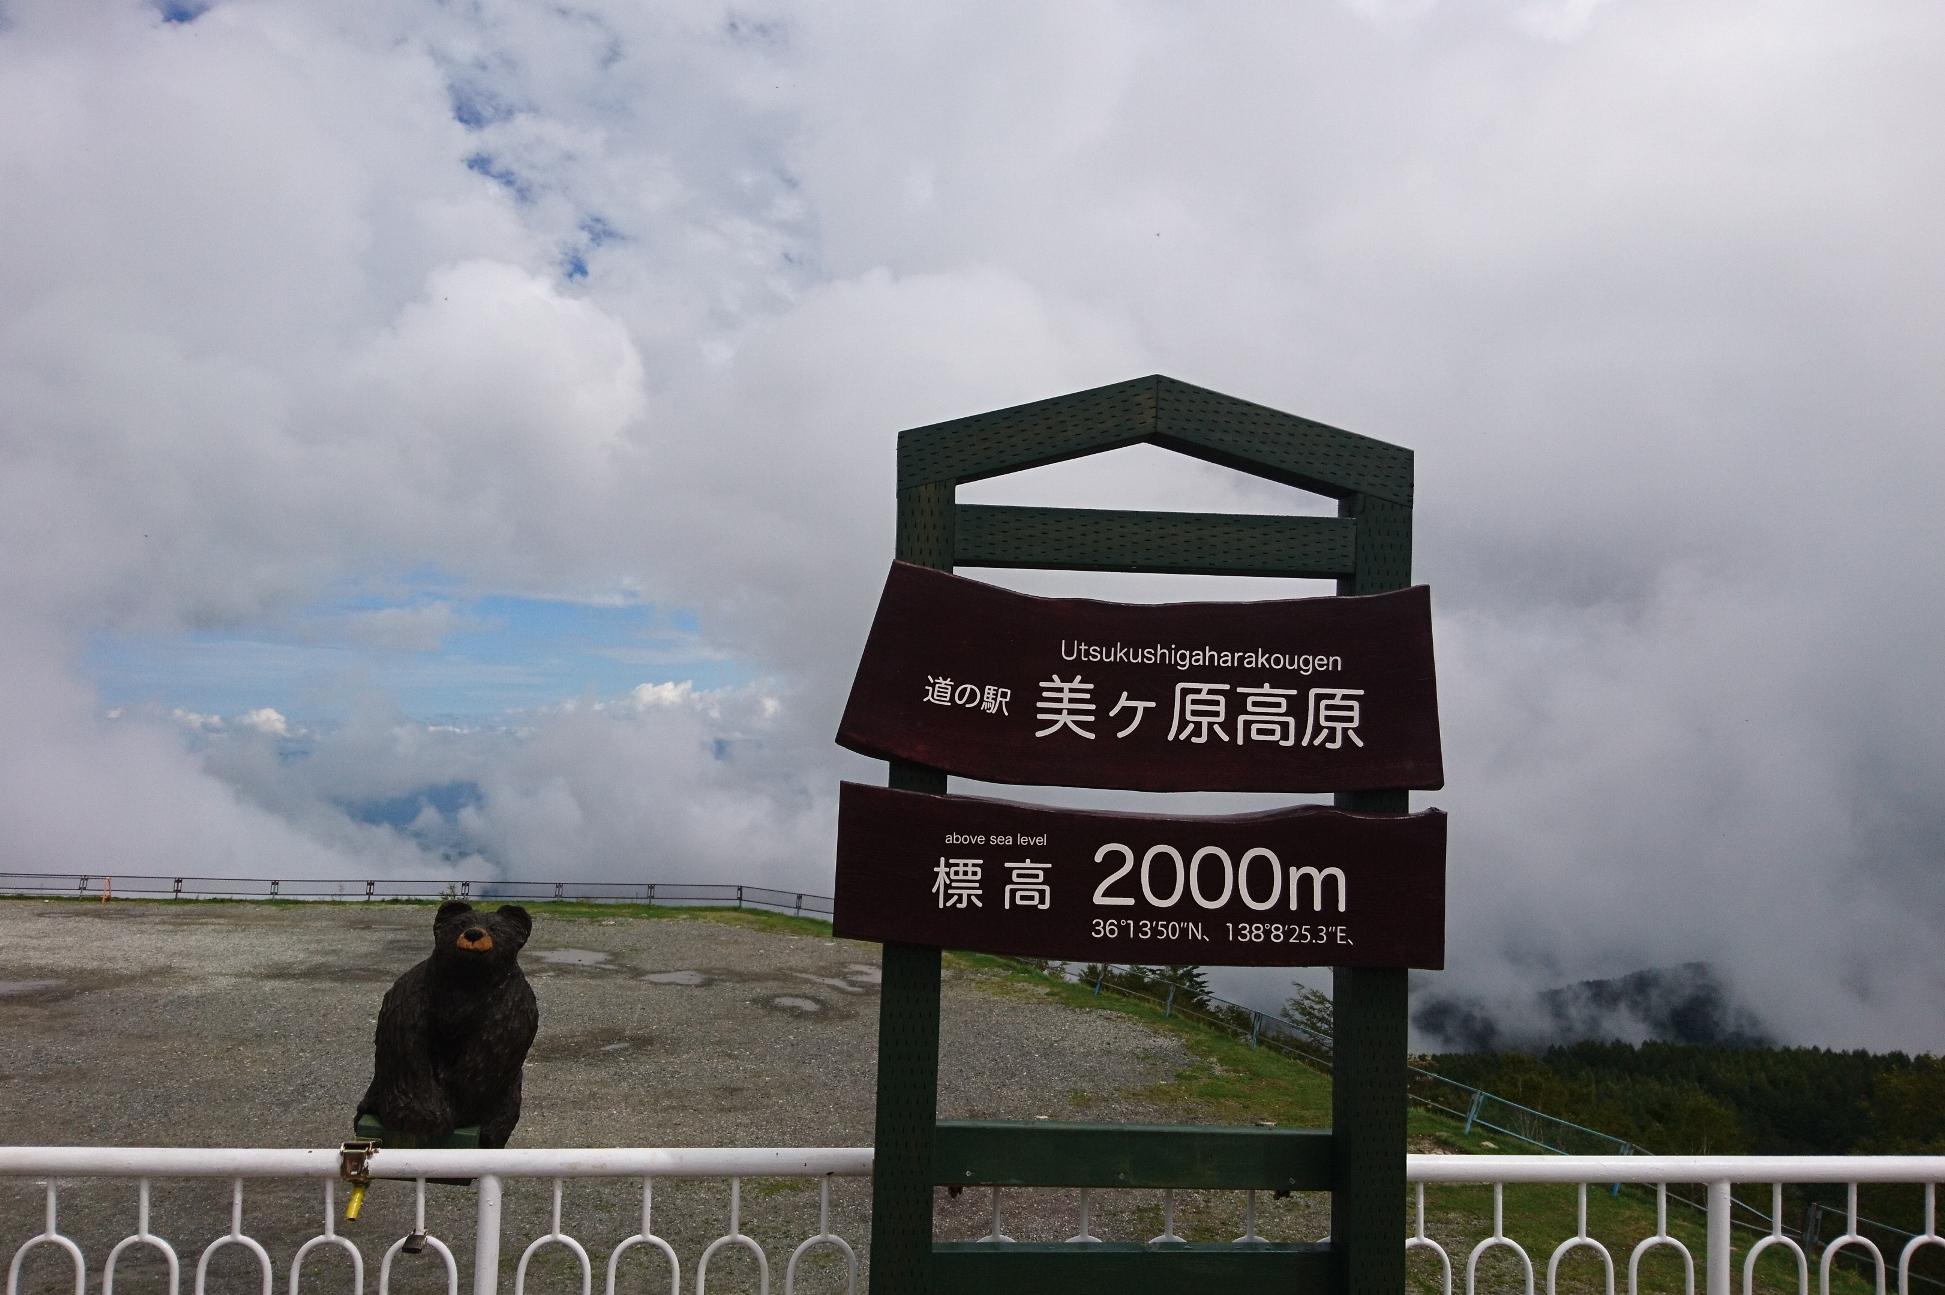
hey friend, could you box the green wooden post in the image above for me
[1331,492,1413,1295]
[872,937,942,1291]
[869,482,954,1293]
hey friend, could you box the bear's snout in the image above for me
[457,928,494,951]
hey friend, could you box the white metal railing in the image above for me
[6,1149,1942,1295]
[1,1147,870,1295]
[1406,1156,1945,1295]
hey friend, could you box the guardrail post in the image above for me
[173,877,183,899]
[1250,1012,1262,1048]
[473,1173,503,1295]
[365,880,374,900]
[1707,1178,1732,1295]
[736,885,744,909]
[795,892,804,916]
[1463,1089,1485,1135]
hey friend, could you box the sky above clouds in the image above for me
[2,0,1940,1049]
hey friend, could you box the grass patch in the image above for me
[744,1176,814,1200]
[939,956,1335,1126]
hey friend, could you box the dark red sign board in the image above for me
[836,562,1443,793]
[833,782,1446,969]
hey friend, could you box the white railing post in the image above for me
[1707,1179,1733,1295]
[474,1173,503,1295]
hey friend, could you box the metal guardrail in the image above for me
[4,1148,1940,1295]
[1406,1157,1944,1295]
[0,872,835,919]
[2,1146,871,1295]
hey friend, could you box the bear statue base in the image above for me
[352,1112,479,1186]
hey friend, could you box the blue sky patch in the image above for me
[157,0,212,23]
[448,81,517,130]
[87,592,742,725]
[340,781,483,829]
[465,152,535,203]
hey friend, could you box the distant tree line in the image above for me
[1424,1041,1945,1278]
[1423,1041,1945,1157]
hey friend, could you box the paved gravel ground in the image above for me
[0,900,1329,1292]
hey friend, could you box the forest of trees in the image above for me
[1422,1042,1945,1281]
[1421,1041,1945,1157]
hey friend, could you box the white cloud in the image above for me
[1,625,456,883]
[620,681,697,710]
[313,602,474,652]
[0,0,1940,1049]
[1514,0,1623,41]
[235,707,290,737]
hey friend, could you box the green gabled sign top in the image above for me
[896,374,1413,507]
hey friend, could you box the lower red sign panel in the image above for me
[832,783,1446,969]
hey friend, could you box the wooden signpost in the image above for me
[839,563,1443,793]
[839,374,1437,1295]
[835,783,1446,968]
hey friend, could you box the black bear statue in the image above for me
[357,900,540,1149]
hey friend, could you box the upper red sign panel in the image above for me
[836,562,1444,793]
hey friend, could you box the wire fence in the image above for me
[0,871,835,919]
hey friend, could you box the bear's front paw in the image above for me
[373,1092,455,1139]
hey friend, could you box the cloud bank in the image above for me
[2,0,1940,1048]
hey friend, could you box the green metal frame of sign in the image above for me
[869,373,1415,1295]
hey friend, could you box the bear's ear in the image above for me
[436,899,473,926]
[495,905,533,941]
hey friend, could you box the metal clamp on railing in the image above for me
[339,1138,378,1222]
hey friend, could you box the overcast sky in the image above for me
[2,0,1940,1051]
